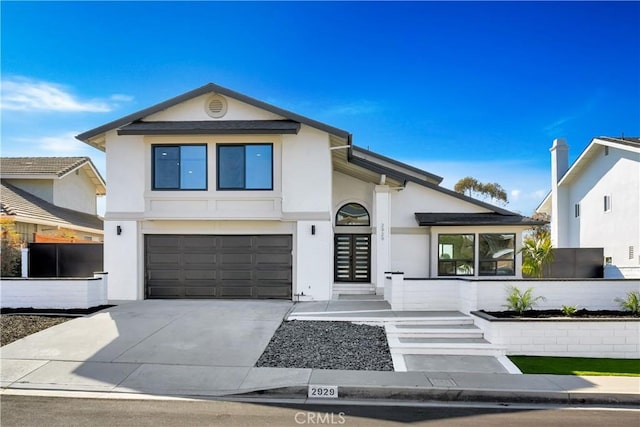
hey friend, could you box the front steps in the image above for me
[385,315,511,371]
[332,282,376,299]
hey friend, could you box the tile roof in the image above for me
[1,157,92,176]
[0,180,103,232]
[414,212,545,227]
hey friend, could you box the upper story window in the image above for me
[153,145,207,190]
[217,144,273,190]
[479,233,515,276]
[604,195,612,212]
[336,203,370,226]
[438,234,475,276]
[574,203,580,218]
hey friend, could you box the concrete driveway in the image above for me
[1,300,301,396]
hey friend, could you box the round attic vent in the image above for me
[205,94,228,118]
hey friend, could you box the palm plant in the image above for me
[519,232,554,278]
[504,286,546,315]
[615,291,640,315]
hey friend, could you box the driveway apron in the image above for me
[1,300,292,395]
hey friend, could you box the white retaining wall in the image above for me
[384,275,640,312]
[474,315,639,359]
[0,273,108,309]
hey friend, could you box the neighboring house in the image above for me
[76,83,541,301]
[537,137,640,278]
[0,157,106,242]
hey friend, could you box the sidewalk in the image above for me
[1,300,638,405]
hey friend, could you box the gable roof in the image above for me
[0,157,106,195]
[0,181,103,233]
[76,82,351,147]
[76,82,519,217]
[537,136,640,213]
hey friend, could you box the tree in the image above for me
[519,232,554,278]
[1,218,22,277]
[529,212,551,239]
[454,176,508,206]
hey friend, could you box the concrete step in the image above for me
[387,338,506,357]
[386,324,484,339]
[384,317,474,326]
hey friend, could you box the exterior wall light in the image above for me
[311,225,316,235]
[117,225,122,235]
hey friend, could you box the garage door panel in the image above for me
[184,287,217,297]
[255,253,291,265]
[184,253,217,265]
[220,253,254,265]
[148,253,181,265]
[184,270,216,280]
[146,234,291,299]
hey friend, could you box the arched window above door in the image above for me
[336,203,370,226]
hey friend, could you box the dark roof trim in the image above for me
[347,147,516,215]
[76,83,350,142]
[117,120,301,136]
[351,146,443,184]
[596,136,640,149]
[415,212,545,227]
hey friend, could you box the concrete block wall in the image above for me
[474,316,639,359]
[0,276,107,309]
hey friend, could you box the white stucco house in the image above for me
[538,137,640,278]
[76,83,541,301]
[0,157,105,243]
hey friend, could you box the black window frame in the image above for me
[478,233,516,276]
[437,233,475,277]
[152,144,208,191]
[216,143,274,191]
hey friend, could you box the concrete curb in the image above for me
[238,385,640,406]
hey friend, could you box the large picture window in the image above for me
[153,145,207,190]
[438,234,475,276]
[217,144,273,190]
[479,233,515,276]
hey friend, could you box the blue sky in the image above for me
[2,1,639,215]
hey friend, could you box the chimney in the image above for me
[550,138,569,183]
[550,138,569,247]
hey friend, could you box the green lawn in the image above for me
[508,356,640,377]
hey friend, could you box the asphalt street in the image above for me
[1,395,638,427]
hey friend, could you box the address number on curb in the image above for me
[308,385,338,398]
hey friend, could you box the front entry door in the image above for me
[334,234,371,282]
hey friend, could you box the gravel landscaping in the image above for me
[1,315,70,346]
[256,320,394,371]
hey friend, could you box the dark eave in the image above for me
[76,83,350,142]
[415,212,545,227]
[117,120,301,136]
[351,146,443,184]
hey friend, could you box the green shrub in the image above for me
[561,305,578,316]
[615,291,640,315]
[504,286,546,315]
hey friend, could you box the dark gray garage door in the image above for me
[145,235,292,299]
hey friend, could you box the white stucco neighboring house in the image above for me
[76,83,542,301]
[537,137,640,278]
[0,157,106,242]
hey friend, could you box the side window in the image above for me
[217,144,273,190]
[479,233,515,276]
[153,145,207,190]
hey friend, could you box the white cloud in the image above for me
[511,189,522,200]
[0,77,132,112]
